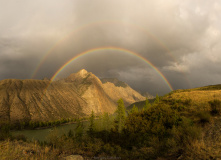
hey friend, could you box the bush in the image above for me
[0,122,11,140]
[209,99,221,115]
[197,111,211,124]
[103,143,115,155]
[183,99,192,106]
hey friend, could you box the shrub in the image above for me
[183,99,192,106]
[103,143,115,155]
[209,99,221,115]
[197,111,211,124]
[0,122,11,140]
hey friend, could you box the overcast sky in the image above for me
[0,0,221,95]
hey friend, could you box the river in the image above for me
[11,121,90,142]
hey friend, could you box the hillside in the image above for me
[128,84,221,112]
[0,69,145,123]
[161,85,221,159]
[126,85,221,159]
[162,84,221,111]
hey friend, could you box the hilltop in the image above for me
[162,84,221,111]
[128,84,221,111]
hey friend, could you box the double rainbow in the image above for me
[31,20,176,79]
[50,47,173,91]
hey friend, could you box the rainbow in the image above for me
[50,47,173,91]
[31,20,176,79]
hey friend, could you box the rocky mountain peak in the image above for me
[78,69,89,78]
[66,69,90,82]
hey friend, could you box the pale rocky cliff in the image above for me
[101,78,146,106]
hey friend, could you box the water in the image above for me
[11,121,90,142]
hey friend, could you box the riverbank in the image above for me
[10,118,98,142]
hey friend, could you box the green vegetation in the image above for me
[87,110,96,137]
[40,100,205,159]
[209,99,221,115]
[0,122,10,141]
[129,104,138,114]
[5,117,91,130]
[143,98,151,111]
[154,93,160,104]
[1,87,221,159]
[127,97,155,111]
[115,98,126,133]
[197,111,211,124]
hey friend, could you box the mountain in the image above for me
[101,78,146,106]
[0,69,145,123]
[141,92,154,99]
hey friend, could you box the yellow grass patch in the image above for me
[165,90,221,109]
[0,140,58,160]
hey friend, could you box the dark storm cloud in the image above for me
[0,0,221,95]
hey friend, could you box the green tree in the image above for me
[144,98,151,110]
[130,104,139,114]
[102,112,111,131]
[75,120,84,141]
[154,94,160,104]
[87,110,96,136]
[115,98,126,132]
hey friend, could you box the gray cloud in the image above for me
[0,0,221,96]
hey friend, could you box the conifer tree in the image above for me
[115,98,126,132]
[144,98,151,110]
[87,110,96,136]
[75,119,84,141]
[130,104,139,114]
[102,112,110,131]
[154,94,160,104]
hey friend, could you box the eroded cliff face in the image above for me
[0,79,87,123]
[65,69,116,115]
[102,81,146,107]
[0,69,146,123]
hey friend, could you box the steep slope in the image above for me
[0,69,145,123]
[0,79,87,123]
[65,69,116,114]
[101,78,146,106]
[160,85,221,159]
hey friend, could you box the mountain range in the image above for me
[0,69,146,123]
